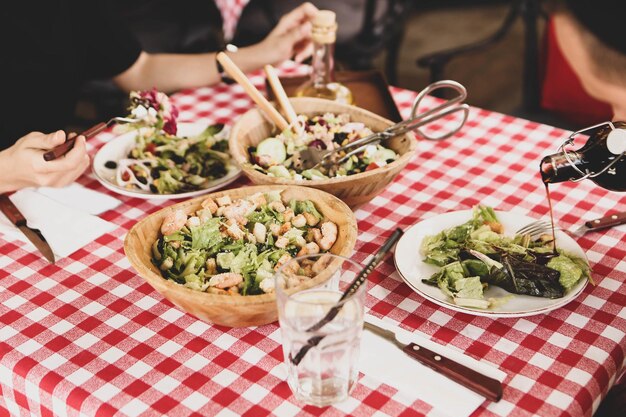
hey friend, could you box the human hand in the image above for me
[0,131,90,193]
[254,2,319,65]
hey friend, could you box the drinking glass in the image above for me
[275,253,365,407]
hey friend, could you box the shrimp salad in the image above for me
[113,89,233,194]
[249,113,398,180]
[152,191,339,296]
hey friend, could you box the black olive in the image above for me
[333,132,348,145]
[150,168,161,178]
[171,155,185,164]
[104,161,117,169]
[137,176,148,185]
[149,184,158,193]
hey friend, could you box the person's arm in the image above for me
[113,2,318,93]
[0,131,90,193]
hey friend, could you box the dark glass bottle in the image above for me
[540,121,626,191]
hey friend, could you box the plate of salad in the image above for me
[92,89,240,200]
[394,206,591,317]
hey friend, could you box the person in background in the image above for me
[552,2,626,415]
[552,0,626,121]
[0,1,318,193]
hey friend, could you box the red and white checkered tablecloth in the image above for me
[1,61,625,417]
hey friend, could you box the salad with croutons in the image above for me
[152,191,338,295]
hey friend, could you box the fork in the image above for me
[297,80,470,171]
[515,220,563,238]
[43,117,140,161]
[518,211,626,238]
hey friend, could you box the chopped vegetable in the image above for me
[251,113,398,179]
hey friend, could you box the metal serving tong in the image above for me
[297,80,470,171]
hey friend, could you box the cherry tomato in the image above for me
[365,162,380,171]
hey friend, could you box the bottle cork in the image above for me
[311,10,337,44]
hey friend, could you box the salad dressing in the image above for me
[544,183,558,254]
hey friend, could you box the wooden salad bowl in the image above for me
[229,97,417,207]
[124,185,358,327]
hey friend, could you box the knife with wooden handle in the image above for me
[364,321,503,402]
[570,211,626,235]
[0,194,55,263]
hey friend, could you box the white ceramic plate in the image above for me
[92,123,241,200]
[394,210,589,317]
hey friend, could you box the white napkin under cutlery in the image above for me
[0,185,120,259]
[359,315,506,417]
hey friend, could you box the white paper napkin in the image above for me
[0,188,118,259]
[359,315,506,417]
[36,183,121,215]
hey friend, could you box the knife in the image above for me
[0,194,55,263]
[363,321,503,402]
[569,211,626,236]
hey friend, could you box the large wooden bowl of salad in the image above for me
[124,185,358,327]
[229,97,417,207]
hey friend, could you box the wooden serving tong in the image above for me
[216,53,297,130]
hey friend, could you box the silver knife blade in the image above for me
[0,195,55,264]
[363,321,503,402]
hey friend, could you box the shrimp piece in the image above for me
[312,254,333,274]
[317,222,338,251]
[161,209,187,235]
[303,212,319,227]
[292,214,306,228]
[208,272,243,289]
[297,242,320,257]
[253,223,267,243]
[201,197,218,214]
[283,209,295,222]
[268,201,286,213]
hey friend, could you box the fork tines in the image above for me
[516,220,561,237]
